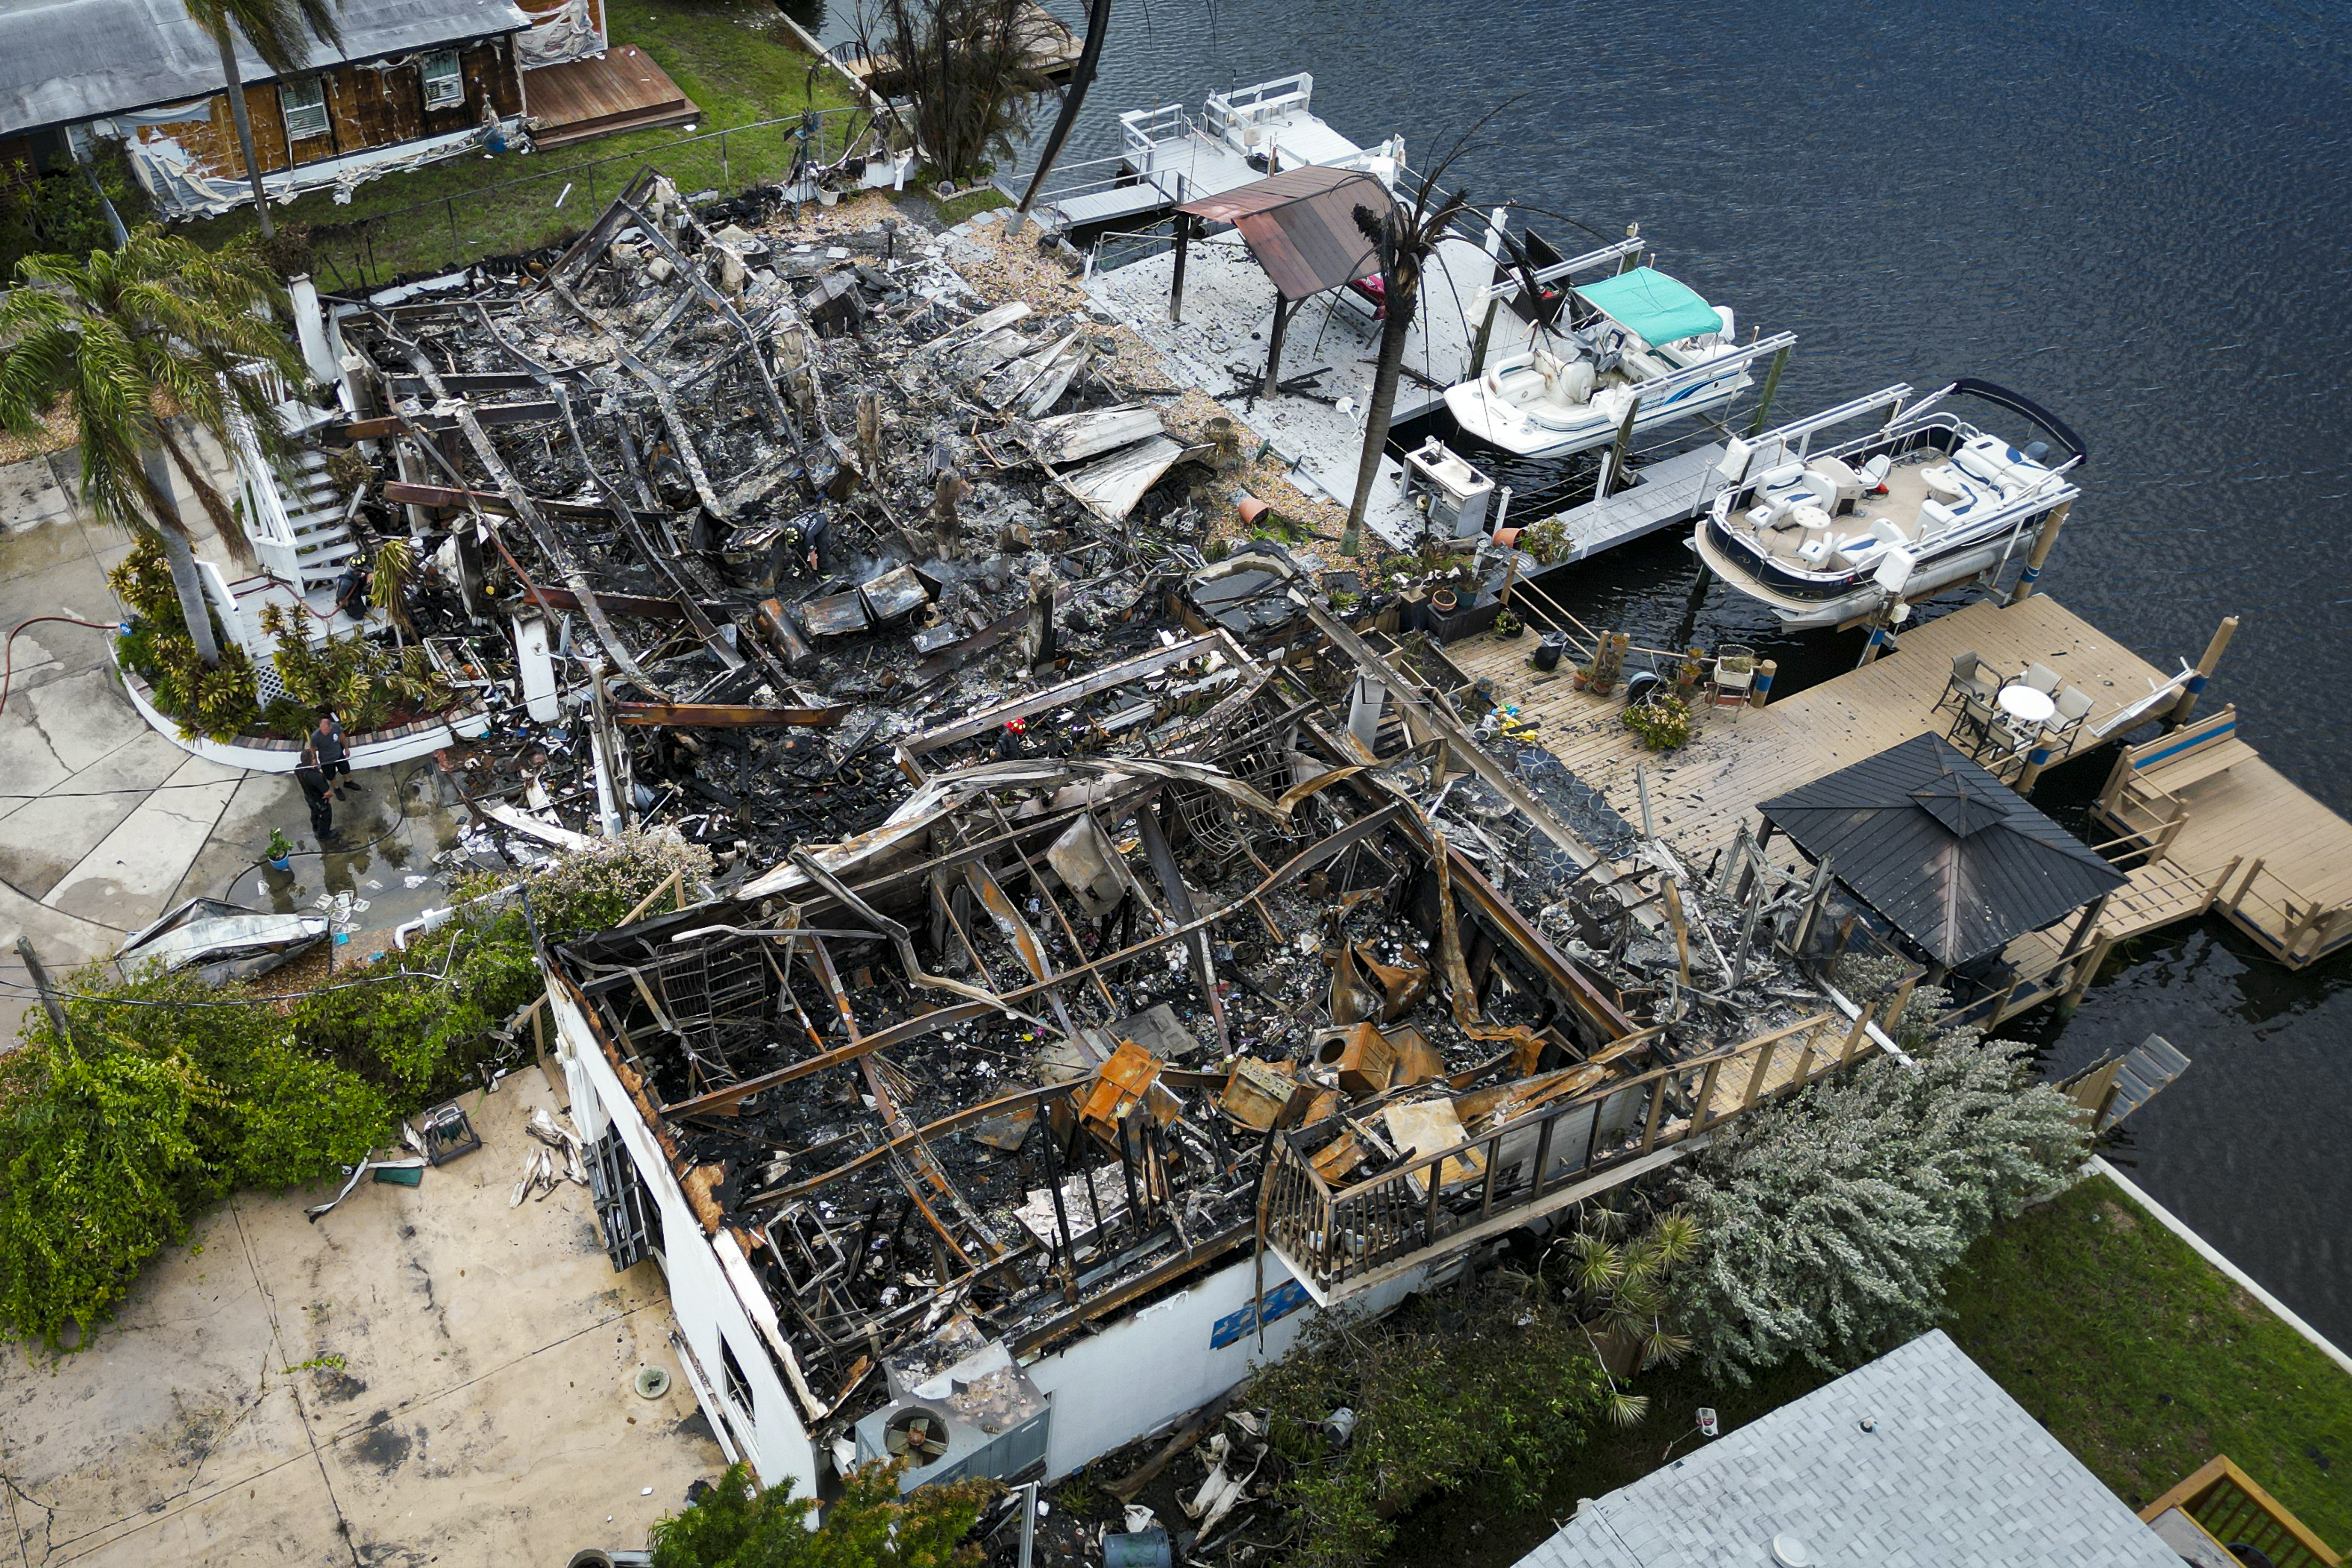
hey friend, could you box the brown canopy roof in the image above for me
[1180,166,1390,301]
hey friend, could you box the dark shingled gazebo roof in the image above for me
[1759,732,2128,968]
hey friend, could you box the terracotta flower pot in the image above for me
[1491,526,1521,549]
[1235,495,1272,529]
[1430,588,1458,615]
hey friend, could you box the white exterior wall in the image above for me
[1023,1252,1428,1480]
[549,984,823,1498]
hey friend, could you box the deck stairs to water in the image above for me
[2060,1034,2191,1132]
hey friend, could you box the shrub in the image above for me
[0,964,390,1349]
[1518,517,1568,565]
[649,1457,991,1568]
[1672,1009,2088,1384]
[1621,693,1693,751]
[107,537,264,740]
[1247,1286,1609,1568]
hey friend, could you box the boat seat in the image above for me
[1836,533,1887,568]
[1859,454,1894,492]
[1796,537,1836,568]
[1804,456,1865,515]
[1869,511,1923,542]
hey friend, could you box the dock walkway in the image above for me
[1438,591,2352,1018]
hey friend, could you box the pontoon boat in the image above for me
[1691,381,2086,630]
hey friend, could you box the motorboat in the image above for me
[1691,380,2086,630]
[1443,263,1794,459]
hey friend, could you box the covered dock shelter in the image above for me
[1758,732,2129,980]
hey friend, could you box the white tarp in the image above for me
[515,0,604,67]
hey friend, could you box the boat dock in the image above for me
[1421,589,2352,1021]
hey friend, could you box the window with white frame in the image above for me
[421,50,465,111]
[278,77,329,142]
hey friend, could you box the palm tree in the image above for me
[1339,168,1469,557]
[183,0,346,239]
[0,228,305,666]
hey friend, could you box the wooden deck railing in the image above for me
[2139,1456,2340,1568]
[1262,1010,1868,1298]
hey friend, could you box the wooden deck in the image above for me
[524,47,696,148]
[1447,593,2175,862]
[2096,715,2352,967]
[1447,588,2352,999]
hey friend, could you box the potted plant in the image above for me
[1570,662,1594,691]
[1430,586,1459,616]
[1621,694,1694,752]
[1674,647,1706,697]
[1494,608,1523,639]
[266,828,294,871]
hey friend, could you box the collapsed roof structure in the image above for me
[291,174,1921,1497]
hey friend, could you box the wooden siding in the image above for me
[131,35,522,183]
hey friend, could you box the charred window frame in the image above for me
[421,49,466,111]
[278,77,329,143]
[586,1126,663,1271]
[720,1336,756,1423]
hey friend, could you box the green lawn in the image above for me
[182,0,863,285]
[1948,1174,2350,1546]
[1381,1174,2352,1566]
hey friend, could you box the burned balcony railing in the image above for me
[1263,1009,1871,1299]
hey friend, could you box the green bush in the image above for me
[1621,693,1693,751]
[0,835,704,1350]
[0,140,152,279]
[650,1457,991,1568]
[1672,1006,2088,1385]
[1247,1287,1609,1568]
[0,964,389,1350]
[107,537,263,741]
[294,832,713,1105]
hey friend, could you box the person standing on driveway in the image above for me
[312,709,358,799]
[295,744,334,837]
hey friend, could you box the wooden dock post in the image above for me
[1168,213,1194,324]
[1260,294,1293,399]
[1467,207,1509,380]
[1750,658,1776,708]
[2165,614,2239,728]
[2056,934,2114,1018]
[2005,501,2072,605]
[1745,345,1791,438]
[2015,736,2055,794]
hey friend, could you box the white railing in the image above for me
[1204,73,1313,141]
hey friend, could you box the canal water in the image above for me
[810,0,2352,1343]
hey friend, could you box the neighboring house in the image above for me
[1512,1330,2335,1568]
[0,0,618,219]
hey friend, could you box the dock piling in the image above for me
[2005,501,2072,604]
[1744,346,1791,438]
[2165,614,2239,728]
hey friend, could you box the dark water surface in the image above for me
[959,0,2352,1337]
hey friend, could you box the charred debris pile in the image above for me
[538,604,1867,1469]
[330,173,1242,868]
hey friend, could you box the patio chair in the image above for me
[1947,684,1999,755]
[2045,685,2095,749]
[2019,661,2062,696]
[1934,650,1996,716]
[1709,645,1758,718]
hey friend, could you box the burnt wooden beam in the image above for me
[613,700,851,729]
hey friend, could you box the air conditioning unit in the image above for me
[850,1316,1051,1493]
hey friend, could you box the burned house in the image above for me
[283,176,1914,1496]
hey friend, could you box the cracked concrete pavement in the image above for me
[0,1071,727,1566]
[0,440,460,1044]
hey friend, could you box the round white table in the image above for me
[1996,685,2057,726]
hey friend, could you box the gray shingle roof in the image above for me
[0,0,533,138]
[1513,1331,2183,1568]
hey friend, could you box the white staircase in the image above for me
[267,447,364,592]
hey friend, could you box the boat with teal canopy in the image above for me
[1442,245,1790,461]
[1573,267,1730,349]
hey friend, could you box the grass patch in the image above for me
[934,184,1010,227]
[1947,1173,2350,1547]
[180,0,863,284]
[1381,1173,2352,1565]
